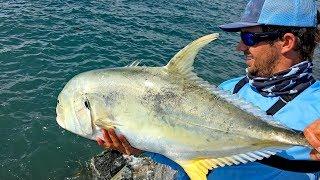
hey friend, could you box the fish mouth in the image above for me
[56,105,66,129]
[56,115,66,129]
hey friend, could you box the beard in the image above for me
[247,47,280,77]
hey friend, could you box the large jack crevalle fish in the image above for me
[56,34,311,180]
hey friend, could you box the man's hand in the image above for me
[96,128,142,156]
[303,119,320,160]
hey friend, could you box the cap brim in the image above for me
[219,22,261,32]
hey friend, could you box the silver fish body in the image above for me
[56,34,310,180]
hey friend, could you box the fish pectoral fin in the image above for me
[94,118,116,129]
[85,93,111,126]
[176,159,218,180]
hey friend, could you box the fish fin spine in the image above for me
[177,159,216,180]
[165,33,219,76]
[177,149,280,179]
[126,60,141,67]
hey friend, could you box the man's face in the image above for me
[237,26,281,77]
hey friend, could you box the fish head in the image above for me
[56,77,102,140]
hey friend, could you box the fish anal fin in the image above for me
[176,149,281,179]
[176,159,216,180]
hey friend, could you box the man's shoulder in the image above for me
[275,80,320,130]
[218,76,245,92]
[291,80,320,107]
[298,80,320,98]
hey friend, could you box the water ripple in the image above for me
[1,0,319,179]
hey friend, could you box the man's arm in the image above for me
[303,119,320,160]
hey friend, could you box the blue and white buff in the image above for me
[246,61,315,97]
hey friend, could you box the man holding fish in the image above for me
[97,0,320,179]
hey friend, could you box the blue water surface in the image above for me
[0,0,319,179]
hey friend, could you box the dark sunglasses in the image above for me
[240,31,283,46]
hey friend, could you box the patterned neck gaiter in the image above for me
[246,61,315,97]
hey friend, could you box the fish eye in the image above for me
[57,100,60,104]
[84,100,90,109]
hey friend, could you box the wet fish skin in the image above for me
[56,34,310,180]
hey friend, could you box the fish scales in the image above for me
[56,34,310,180]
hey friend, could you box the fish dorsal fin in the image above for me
[126,60,141,67]
[176,149,280,180]
[210,86,295,131]
[165,33,219,76]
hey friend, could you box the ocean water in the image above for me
[1,0,319,179]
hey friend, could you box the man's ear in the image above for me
[280,33,298,54]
